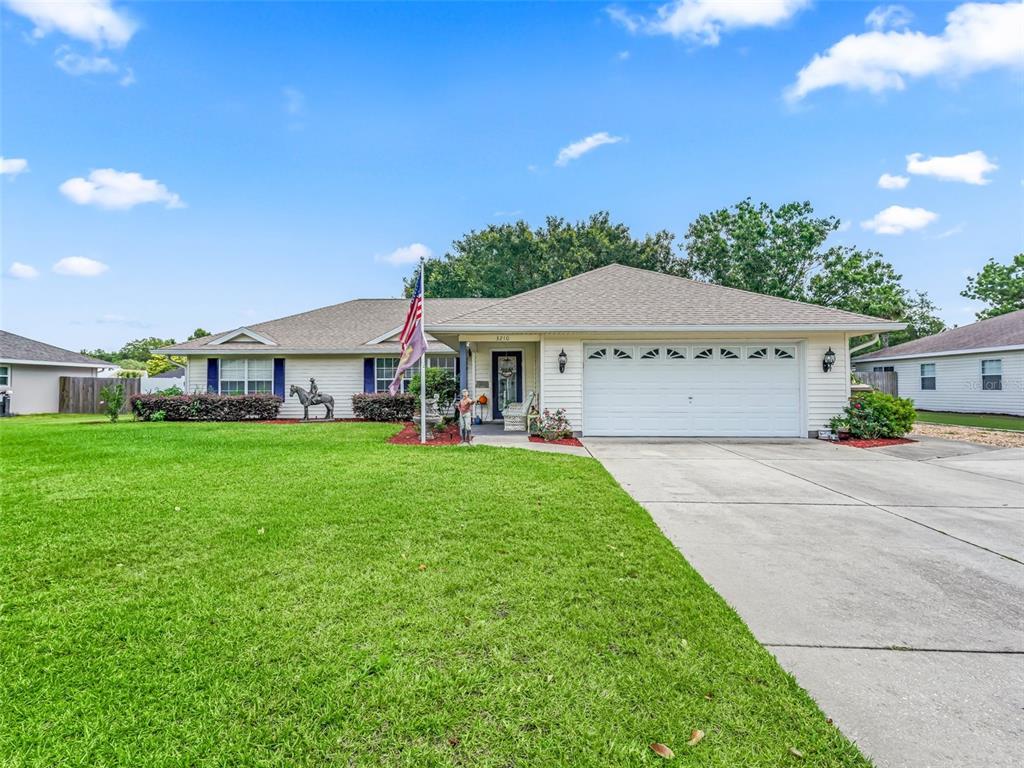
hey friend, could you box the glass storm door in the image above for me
[491,351,522,419]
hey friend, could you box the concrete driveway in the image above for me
[585,436,1024,768]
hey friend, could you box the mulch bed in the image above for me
[528,435,584,447]
[839,436,916,449]
[259,418,382,425]
[388,422,461,446]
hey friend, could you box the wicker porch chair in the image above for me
[502,391,535,432]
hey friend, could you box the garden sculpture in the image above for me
[290,379,334,420]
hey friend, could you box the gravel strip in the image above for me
[911,422,1024,448]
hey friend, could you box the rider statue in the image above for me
[308,378,320,403]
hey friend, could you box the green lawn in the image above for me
[1,416,868,767]
[916,410,1024,431]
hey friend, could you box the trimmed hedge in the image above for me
[131,393,282,422]
[829,390,916,439]
[351,392,416,421]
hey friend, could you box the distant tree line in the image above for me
[405,203,1022,348]
[83,328,210,375]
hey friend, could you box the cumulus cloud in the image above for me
[607,0,810,45]
[861,205,938,235]
[787,1,1024,101]
[0,157,29,177]
[8,261,39,279]
[4,0,137,48]
[377,243,433,266]
[877,172,909,189]
[865,5,913,31]
[555,132,623,166]
[53,256,109,276]
[59,169,185,210]
[54,47,117,75]
[906,150,998,185]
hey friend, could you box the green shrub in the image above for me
[351,393,417,421]
[131,393,282,421]
[99,383,126,423]
[829,391,916,439]
[115,369,143,379]
[153,385,183,396]
[536,408,573,441]
[150,410,167,422]
[409,368,458,415]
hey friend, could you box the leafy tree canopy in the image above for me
[406,212,681,298]
[188,328,211,340]
[961,253,1024,320]
[146,354,187,376]
[118,337,176,362]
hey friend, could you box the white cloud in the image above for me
[555,132,623,166]
[8,261,39,279]
[836,220,852,232]
[119,66,135,86]
[865,5,913,31]
[54,47,117,75]
[59,169,185,210]
[877,172,909,189]
[377,243,432,266]
[4,0,137,48]
[906,150,997,185]
[933,223,966,239]
[616,50,631,61]
[53,256,109,276]
[608,0,810,45]
[861,205,938,235]
[0,157,29,177]
[787,1,1024,101]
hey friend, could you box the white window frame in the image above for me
[220,358,273,395]
[0,365,8,386]
[981,358,1002,391]
[920,363,936,391]
[375,354,456,393]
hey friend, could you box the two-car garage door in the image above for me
[582,343,801,437]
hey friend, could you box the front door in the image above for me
[491,350,522,420]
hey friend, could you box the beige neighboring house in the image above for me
[0,331,112,414]
[853,309,1024,417]
[160,265,902,436]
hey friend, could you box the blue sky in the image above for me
[2,0,1022,351]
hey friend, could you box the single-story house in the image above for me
[0,331,112,414]
[159,264,903,437]
[853,309,1024,417]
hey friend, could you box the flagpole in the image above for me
[419,257,427,444]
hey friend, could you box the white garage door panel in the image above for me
[582,344,801,437]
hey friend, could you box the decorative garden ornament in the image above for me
[290,379,334,420]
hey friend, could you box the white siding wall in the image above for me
[185,355,365,418]
[538,331,849,436]
[468,342,539,421]
[1,364,97,414]
[278,356,363,419]
[855,350,1024,416]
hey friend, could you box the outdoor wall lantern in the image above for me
[558,349,568,373]
[822,347,837,373]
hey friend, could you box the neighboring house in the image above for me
[0,331,111,414]
[853,309,1024,417]
[159,264,902,436]
[143,366,186,393]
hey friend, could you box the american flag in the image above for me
[389,265,427,395]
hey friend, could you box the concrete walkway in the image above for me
[469,423,589,456]
[585,436,1024,768]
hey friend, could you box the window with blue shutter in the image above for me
[206,359,219,393]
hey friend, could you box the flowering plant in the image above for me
[535,408,573,441]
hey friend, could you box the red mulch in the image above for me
[528,435,584,447]
[840,436,916,449]
[259,418,386,424]
[388,422,462,446]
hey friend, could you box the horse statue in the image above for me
[289,380,334,421]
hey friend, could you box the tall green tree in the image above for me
[188,328,211,340]
[684,199,943,343]
[118,337,176,362]
[406,212,681,297]
[961,254,1024,319]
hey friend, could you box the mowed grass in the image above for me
[915,410,1024,431]
[1,416,869,767]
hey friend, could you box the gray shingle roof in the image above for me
[158,298,498,354]
[0,331,111,366]
[854,309,1024,362]
[430,264,904,330]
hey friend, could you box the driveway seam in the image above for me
[763,643,1024,655]
[704,441,1024,565]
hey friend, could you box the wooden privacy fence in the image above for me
[858,370,898,396]
[59,376,140,414]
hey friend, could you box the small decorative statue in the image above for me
[457,389,474,444]
[290,378,335,420]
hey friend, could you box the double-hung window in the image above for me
[220,358,272,395]
[0,365,8,386]
[981,359,1002,391]
[920,363,936,391]
[375,355,457,392]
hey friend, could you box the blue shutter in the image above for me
[273,358,285,398]
[206,358,219,393]
[363,358,375,392]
